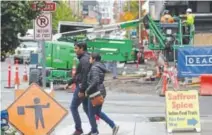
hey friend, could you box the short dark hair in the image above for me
[75,42,87,51]
[91,53,101,62]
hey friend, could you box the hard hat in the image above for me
[164,10,169,14]
[186,8,192,13]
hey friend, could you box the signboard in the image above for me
[34,13,52,40]
[178,46,212,77]
[166,90,201,133]
[7,83,68,135]
[31,2,56,12]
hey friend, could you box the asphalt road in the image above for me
[1,61,212,135]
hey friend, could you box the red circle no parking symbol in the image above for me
[36,15,49,28]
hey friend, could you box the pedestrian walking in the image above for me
[85,53,119,135]
[105,61,118,79]
[64,42,91,135]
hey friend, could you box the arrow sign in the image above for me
[187,118,198,126]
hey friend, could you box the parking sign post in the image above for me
[41,40,46,88]
[34,12,52,88]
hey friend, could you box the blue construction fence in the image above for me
[177,45,212,78]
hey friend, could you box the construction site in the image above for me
[1,0,212,135]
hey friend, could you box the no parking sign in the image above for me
[34,13,52,40]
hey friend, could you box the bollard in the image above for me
[4,60,15,88]
[14,60,20,90]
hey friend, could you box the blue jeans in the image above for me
[70,84,89,131]
[105,61,117,78]
[88,99,115,133]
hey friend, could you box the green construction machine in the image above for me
[29,41,78,86]
[29,14,195,86]
[56,18,144,63]
[29,19,143,86]
[143,14,195,61]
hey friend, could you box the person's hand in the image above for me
[64,84,75,90]
[78,92,85,98]
[85,90,88,97]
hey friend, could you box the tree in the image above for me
[123,0,139,19]
[1,1,43,54]
[52,1,78,33]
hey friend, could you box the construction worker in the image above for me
[160,10,174,23]
[182,8,195,43]
[185,8,195,26]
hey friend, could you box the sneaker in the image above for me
[71,130,83,135]
[85,131,98,135]
[112,125,119,135]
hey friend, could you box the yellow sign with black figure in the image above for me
[7,83,68,135]
[166,90,201,133]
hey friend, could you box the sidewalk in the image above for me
[54,120,212,135]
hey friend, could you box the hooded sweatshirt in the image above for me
[86,61,107,97]
[68,52,91,93]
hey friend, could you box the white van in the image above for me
[14,29,39,64]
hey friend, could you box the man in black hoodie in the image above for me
[65,42,90,135]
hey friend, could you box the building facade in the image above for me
[68,0,83,18]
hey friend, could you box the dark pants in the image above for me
[70,84,88,131]
[88,99,115,133]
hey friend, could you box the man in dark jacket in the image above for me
[85,53,119,135]
[64,42,91,135]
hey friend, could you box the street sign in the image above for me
[31,2,56,12]
[7,83,68,135]
[166,90,201,133]
[34,13,52,40]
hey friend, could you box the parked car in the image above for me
[14,40,39,64]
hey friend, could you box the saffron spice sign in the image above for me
[165,90,201,133]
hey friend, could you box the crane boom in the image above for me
[53,18,144,40]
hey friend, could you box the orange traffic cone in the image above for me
[160,62,168,96]
[71,58,77,93]
[22,64,28,82]
[14,60,20,90]
[4,62,15,88]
